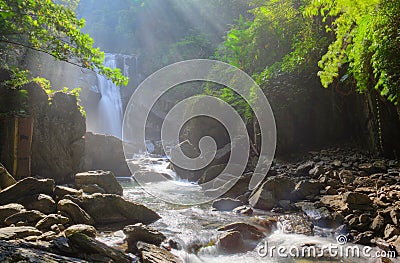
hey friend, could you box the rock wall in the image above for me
[84,132,131,177]
[25,82,85,183]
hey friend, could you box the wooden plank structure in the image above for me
[0,116,33,180]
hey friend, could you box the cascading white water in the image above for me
[89,53,131,139]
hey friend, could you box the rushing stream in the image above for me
[97,156,387,263]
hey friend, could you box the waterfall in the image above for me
[88,53,132,139]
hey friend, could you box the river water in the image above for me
[97,156,388,263]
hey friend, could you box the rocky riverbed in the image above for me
[0,146,399,262]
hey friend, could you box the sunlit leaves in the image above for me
[0,0,128,86]
[307,0,399,104]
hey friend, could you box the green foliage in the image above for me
[306,0,400,104]
[205,85,253,123]
[0,68,29,116]
[0,0,128,86]
[217,0,318,82]
[165,31,214,63]
[216,0,399,105]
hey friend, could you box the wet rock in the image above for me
[325,186,338,195]
[370,214,386,233]
[37,231,60,241]
[320,195,346,211]
[295,161,315,176]
[35,214,69,232]
[0,226,42,240]
[251,218,278,234]
[4,210,45,226]
[294,201,343,228]
[80,184,106,194]
[354,231,374,245]
[75,170,123,195]
[233,206,253,215]
[342,192,372,210]
[171,141,202,181]
[384,224,400,239]
[332,160,342,167]
[390,209,400,225]
[394,236,400,256]
[217,231,244,252]
[137,241,183,263]
[64,224,96,238]
[0,203,25,225]
[309,165,325,178]
[373,238,394,253]
[123,223,166,253]
[338,170,354,184]
[65,193,160,227]
[291,180,324,200]
[197,164,225,185]
[359,162,387,174]
[212,198,243,211]
[0,240,88,262]
[0,163,16,190]
[57,199,94,225]
[359,214,371,224]
[133,171,173,183]
[84,132,131,177]
[22,194,57,214]
[0,177,54,205]
[278,214,313,236]
[68,232,131,263]
[54,186,82,200]
[218,222,265,240]
[249,175,295,210]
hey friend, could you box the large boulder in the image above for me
[218,222,265,240]
[4,210,45,226]
[278,214,314,236]
[64,224,97,238]
[65,193,160,227]
[342,192,373,210]
[0,203,25,225]
[84,132,130,177]
[217,231,244,253]
[212,198,243,212]
[123,223,166,253]
[26,83,85,184]
[75,170,123,195]
[249,175,295,210]
[0,177,54,205]
[290,180,324,200]
[35,214,69,232]
[137,242,183,263]
[0,240,87,262]
[0,79,85,180]
[53,185,82,201]
[21,194,57,214]
[0,226,42,240]
[67,232,131,263]
[0,163,16,190]
[294,201,343,228]
[57,199,94,226]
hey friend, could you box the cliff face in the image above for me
[25,82,85,183]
